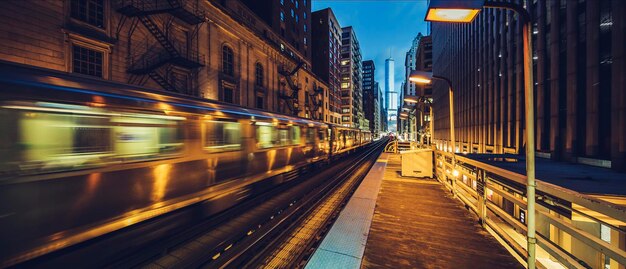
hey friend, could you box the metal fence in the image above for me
[434,149,626,269]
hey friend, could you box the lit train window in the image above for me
[111,114,184,159]
[255,123,301,149]
[203,120,241,152]
[290,126,301,145]
[0,103,114,174]
[306,127,316,144]
[0,102,185,175]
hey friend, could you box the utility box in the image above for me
[400,149,434,178]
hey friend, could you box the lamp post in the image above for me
[404,96,432,145]
[424,0,536,268]
[407,72,457,197]
[404,96,433,146]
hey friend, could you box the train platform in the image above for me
[306,153,522,269]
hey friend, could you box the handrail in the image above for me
[433,149,626,269]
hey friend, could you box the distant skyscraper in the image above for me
[385,57,397,133]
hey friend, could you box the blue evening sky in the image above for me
[312,0,430,96]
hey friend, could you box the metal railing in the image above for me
[434,149,626,269]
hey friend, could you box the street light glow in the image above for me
[409,70,436,85]
[408,76,432,84]
[424,0,484,23]
[403,95,420,103]
[425,8,480,23]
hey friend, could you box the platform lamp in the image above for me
[407,72,458,199]
[404,95,433,146]
[424,0,536,268]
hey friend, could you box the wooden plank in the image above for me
[361,154,522,269]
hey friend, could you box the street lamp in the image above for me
[424,0,537,268]
[404,95,434,146]
[408,71,458,197]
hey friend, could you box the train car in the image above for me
[0,62,341,264]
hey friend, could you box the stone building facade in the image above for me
[0,0,329,122]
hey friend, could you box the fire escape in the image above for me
[278,62,304,116]
[306,82,324,120]
[115,0,205,95]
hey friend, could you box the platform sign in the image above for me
[476,169,485,197]
[519,209,526,224]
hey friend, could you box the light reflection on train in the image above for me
[0,63,372,265]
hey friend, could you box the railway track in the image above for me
[212,139,386,269]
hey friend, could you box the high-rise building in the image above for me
[400,33,432,141]
[340,26,363,128]
[405,33,422,97]
[431,0,625,172]
[415,34,432,144]
[385,57,397,133]
[362,60,376,132]
[240,0,311,61]
[373,81,382,137]
[311,8,342,124]
[378,83,387,135]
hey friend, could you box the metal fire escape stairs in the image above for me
[306,83,323,120]
[115,0,205,94]
[278,61,304,115]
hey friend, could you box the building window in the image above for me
[295,14,299,23]
[295,0,299,8]
[70,0,105,29]
[255,63,264,87]
[304,24,307,32]
[256,96,264,109]
[72,45,103,77]
[280,0,284,5]
[223,86,234,104]
[291,9,294,17]
[280,11,284,22]
[303,12,306,19]
[222,45,234,76]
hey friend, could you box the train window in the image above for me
[0,102,186,176]
[290,126,301,145]
[306,127,316,144]
[111,114,184,159]
[256,124,274,149]
[0,103,114,174]
[255,123,301,149]
[203,120,241,152]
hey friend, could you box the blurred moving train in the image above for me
[0,62,372,265]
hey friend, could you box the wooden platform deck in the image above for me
[361,153,522,269]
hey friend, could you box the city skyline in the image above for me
[312,1,429,100]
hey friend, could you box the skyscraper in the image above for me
[311,8,342,124]
[362,60,376,132]
[385,57,397,133]
[240,0,312,61]
[340,26,362,128]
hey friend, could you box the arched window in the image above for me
[255,63,264,87]
[222,45,234,76]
